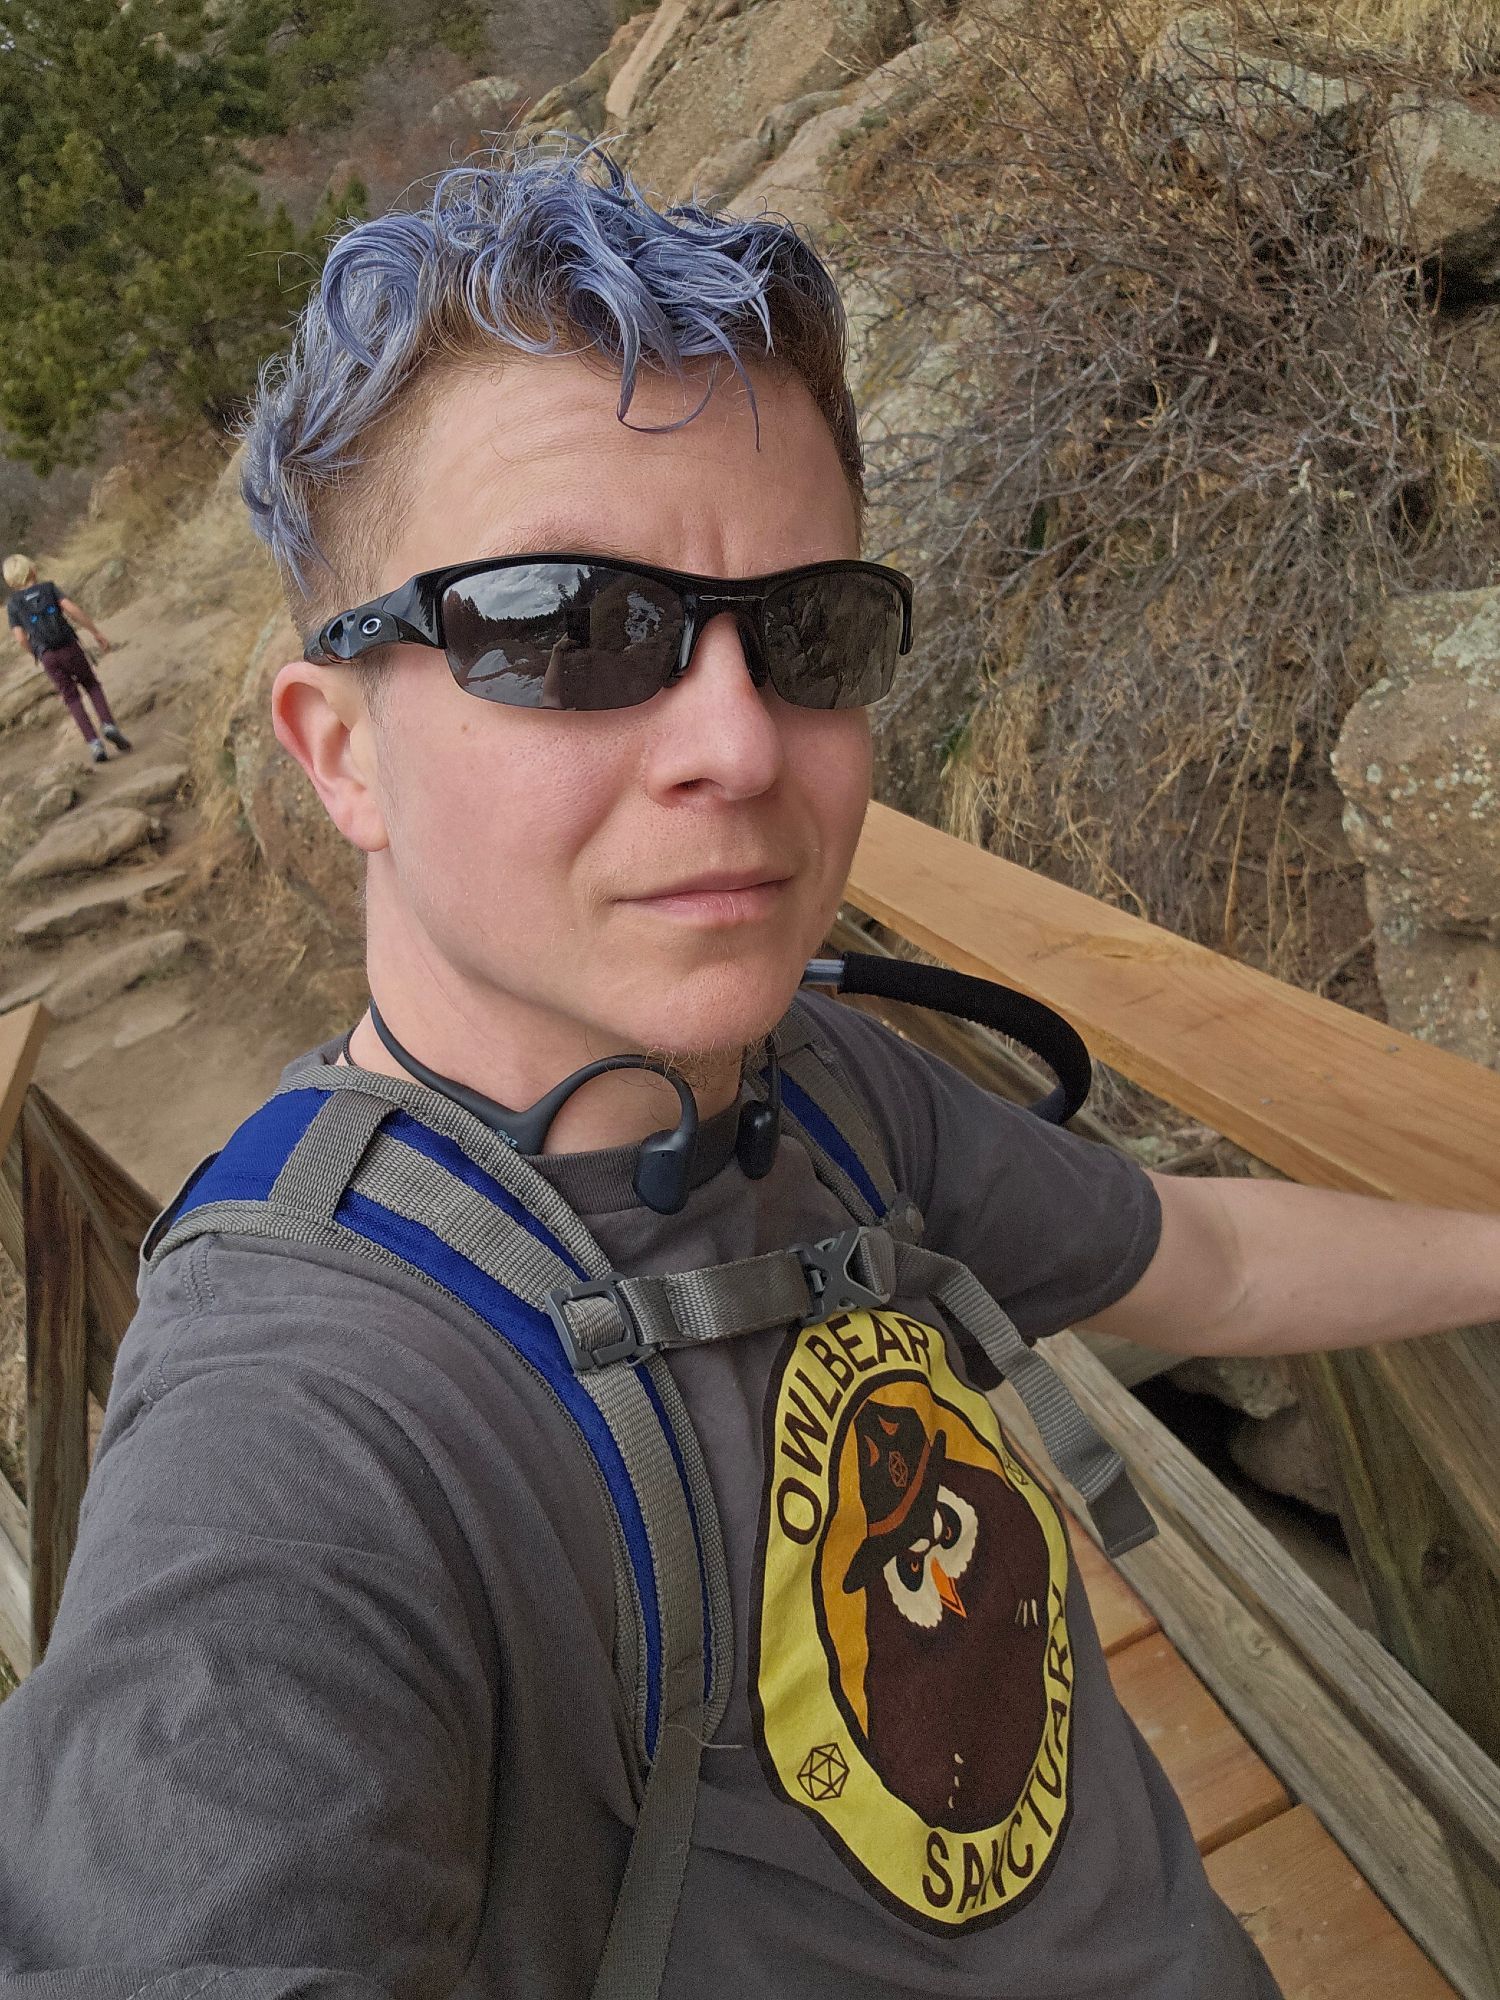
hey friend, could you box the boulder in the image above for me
[111,988,196,1051]
[1333,585,1500,1064]
[1148,9,1366,151]
[13,863,186,944]
[101,762,190,811]
[1228,1403,1338,1515]
[6,806,156,887]
[1364,92,1500,292]
[0,664,54,731]
[1167,1354,1298,1422]
[31,782,76,825]
[0,969,56,1015]
[427,73,527,136]
[45,930,190,1023]
[227,610,364,945]
[516,14,657,148]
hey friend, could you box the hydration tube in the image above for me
[801,952,1092,1126]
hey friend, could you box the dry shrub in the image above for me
[845,1,1500,987]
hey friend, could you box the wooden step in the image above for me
[1205,1804,1459,1999]
[1108,1630,1291,1855]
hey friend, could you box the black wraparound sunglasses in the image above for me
[304,553,914,713]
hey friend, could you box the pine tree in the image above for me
[0,0,379,470]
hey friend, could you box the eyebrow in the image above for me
[472,524,648,563]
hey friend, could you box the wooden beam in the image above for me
[22,1099,89,1661]
[989,1340,1500,1999]
[0,1004,46,1166]
[0,1475,30,1681]
[847,803,1500,1209]
[24,1092,153,1388]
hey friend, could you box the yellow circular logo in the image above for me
[751,1308,1074,1931]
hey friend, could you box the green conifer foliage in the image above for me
[0,0,457,470]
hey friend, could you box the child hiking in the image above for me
[3,553,131,764]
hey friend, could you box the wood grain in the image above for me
[22,1099,89,1661]
[1206,1805,1460,1999]
[848,802,1500,1209]
[0,1003,46,1166]
[994,1382,1494,1997]
[1108,1630,1290,1854]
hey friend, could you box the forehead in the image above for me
[378,352,859,589]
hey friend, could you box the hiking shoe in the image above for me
[102,724,131,752]
[88,739,108,764]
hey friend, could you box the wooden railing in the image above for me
[0,1001,156,1674]
[844,801,1500,1996]
[0,804,1498,1991]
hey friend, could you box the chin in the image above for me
[604,948,807,1061]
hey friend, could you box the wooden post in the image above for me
[1299,1346,1500,1991]
[21,1100,90,1661]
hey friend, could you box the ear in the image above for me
[271,659,389,854]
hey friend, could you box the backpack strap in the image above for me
[754,1001,1155,1557]
[147,1060,729,2000]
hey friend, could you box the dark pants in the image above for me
[38,642,116,744]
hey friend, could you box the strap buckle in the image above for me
[547,1276,658,1372]
[796,1226,893,1327]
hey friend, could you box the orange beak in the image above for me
[932,1558,966,1619]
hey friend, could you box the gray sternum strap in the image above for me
[549,1223,1156,1560]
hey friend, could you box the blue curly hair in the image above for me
[240,143,863,621]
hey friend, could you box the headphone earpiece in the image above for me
[734,1040,782,1181]
[633,1123,696,1215]
[735,1100,778,1180]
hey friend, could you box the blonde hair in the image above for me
[3,555,36,591]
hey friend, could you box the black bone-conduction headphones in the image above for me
[358,953,1090,1216]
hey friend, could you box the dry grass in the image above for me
[838,0,1500,992]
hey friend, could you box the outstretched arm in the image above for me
[1082,1171,1500,1357]
[59,595,109,648]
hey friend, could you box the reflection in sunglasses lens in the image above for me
[443,563,684,710]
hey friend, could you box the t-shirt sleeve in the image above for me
[797,992,1162,1345]
[5,595,19,629]
[0,1258,494,1989]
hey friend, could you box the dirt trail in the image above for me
[0,588,347,1203]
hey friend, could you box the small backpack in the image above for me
[143,1002,1154,2000]
[15,582,73,655]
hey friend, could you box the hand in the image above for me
[94,633,112,653]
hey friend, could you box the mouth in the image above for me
[624,867,793,926]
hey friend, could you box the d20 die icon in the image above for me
[798,1741,850,1802]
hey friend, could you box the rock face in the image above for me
[45,930,190,1023]
[228,610,364,946]
[1333,586,1500,1065]
[7,806,156,887]
[621,0,918,199]
[0,662,54,731]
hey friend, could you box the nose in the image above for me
[643,611,785,802]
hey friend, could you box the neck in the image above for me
[354,930,745,1158]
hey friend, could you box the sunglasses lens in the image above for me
[440,563,683,711]
[763,570,905,710]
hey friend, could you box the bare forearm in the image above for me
[1088,1173,1500,1357]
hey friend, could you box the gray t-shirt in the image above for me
[0,995,1280,1998]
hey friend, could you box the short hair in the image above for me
[240,143,864,637]
[3,555,35,590]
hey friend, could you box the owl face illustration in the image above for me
[880,1486,978,1629]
